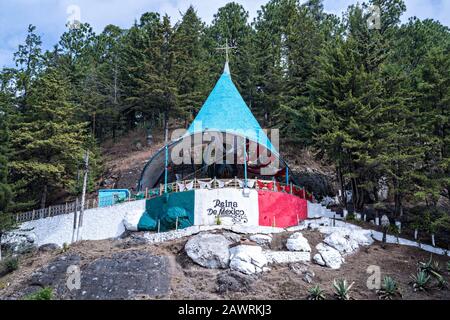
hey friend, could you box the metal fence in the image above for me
[15,198,100,223]
[15,179,312,223]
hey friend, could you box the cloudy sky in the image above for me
[1,0,449,68]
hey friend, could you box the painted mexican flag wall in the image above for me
[136,189,307,231]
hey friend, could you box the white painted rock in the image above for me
[264,251,310,264]
[323,231,357,255]
[249,234,272,246]
[2,232,37,253]
[122,211,142,231]
[185,233,231,269]
[229,245,268,275]
[286,232,311,252]
[313,253,326,266]
[351,230,374,247]
[314,243,344,269]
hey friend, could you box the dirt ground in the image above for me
[1,229,449,300]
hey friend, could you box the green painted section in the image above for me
[137,191,195,231]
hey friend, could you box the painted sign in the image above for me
[194,189,259,226]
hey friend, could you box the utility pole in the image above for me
[76,150,89,242]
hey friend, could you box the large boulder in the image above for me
[314,243,344,269]
[38,243,60,253]
[322,228,374,255]
[185,233,231,269]
[2,232,37,254]
[216,271,255,293]
[26,252,170,300]
[286,233,311,252]
[323,231,357,255]
[229,245,268,275]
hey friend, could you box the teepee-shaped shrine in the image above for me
[134,59,312,232]
[139,61,290,191]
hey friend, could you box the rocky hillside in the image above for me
[1,219,449,300]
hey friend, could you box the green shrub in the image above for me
[377,276,401,300]
[411,271,430,291]
[1,256,19,274]
[307,284,326,300]
[61,243,69,253]
[333,279,354,300]
[24,287,54,300]
[345,214,355,221]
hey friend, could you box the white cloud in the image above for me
[1,0,449,68]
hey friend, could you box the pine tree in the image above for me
[171,6,208,127]
[13,24,43,111]
[206,3,255,106]
[0,71,15,257]
[274,0,335,145]
[10,67,89,209]
[415,46,450,204]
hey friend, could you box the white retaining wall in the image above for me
[8,200,146,247]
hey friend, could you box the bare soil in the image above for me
[1,230,449,300]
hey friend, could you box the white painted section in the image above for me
[194,188,259,226]
[307,202,321,218]
[303,217,449,257]
[6,200,145,247]
[307,202,338,219]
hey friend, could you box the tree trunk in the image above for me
[394,189,403,217]
[40,184,48,209]
[351,177,364,212]
[336,166,347,209]
[373,185,379,203]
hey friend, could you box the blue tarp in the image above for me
[98,189,130,207]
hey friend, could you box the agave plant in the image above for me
[411,271,430,291]
[333,279,354,300]
[419,255,443,279]
[437,276,448,290]
[308,284,326,300]
[377,276,401,300]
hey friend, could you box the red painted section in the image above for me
[258,190,308,228]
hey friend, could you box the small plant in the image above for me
[437,276,448,290]
[333,279,354,300]
[1,256,19,274]
[24,287,54,300]
[410,271,430,291]
[345,213,355,221]
[419,255,442,279]
[377,276,401,300]
[307,284,326,300]
[0,280,8,290]
[61,243,69,253]
[215,215,222,225]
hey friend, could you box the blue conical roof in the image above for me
[185,63,278,155]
